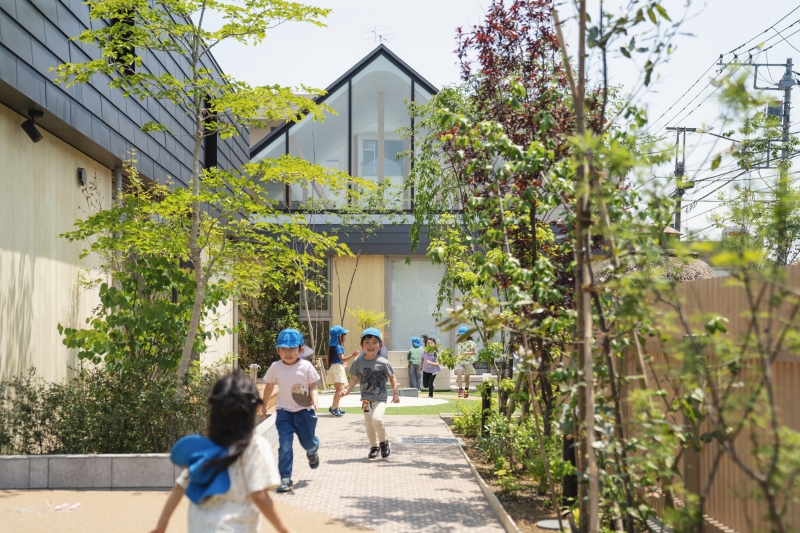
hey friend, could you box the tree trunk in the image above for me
[176,91,206,403]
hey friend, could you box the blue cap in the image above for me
[171,435,231,504]
[458,326,469,336]
[360,327,383,342]
[276,328,303,348]
[411,337,422,348]
[329,325,349,346]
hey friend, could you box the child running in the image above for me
[327,325,359,417]
[149,373,292,533]
[420,336,442,398]
[260,328,321,493]
[341,327,400,459]
[455,326,478,398]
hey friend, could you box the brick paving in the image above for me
[272,414,504,533]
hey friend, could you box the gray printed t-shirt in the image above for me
[348,355,395,402]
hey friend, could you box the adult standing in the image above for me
[454,326,477,398]
[327,326,359,417]
[407,337,424,391]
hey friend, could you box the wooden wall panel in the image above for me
[636,265,800,533]
[0,103,111,383]
[330,255,385,356]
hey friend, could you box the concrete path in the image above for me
[316,394,448,409]
[0,414,503,533]
[0,489,371,532]
[275,413,504,532]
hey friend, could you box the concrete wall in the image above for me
[0,102,110,383]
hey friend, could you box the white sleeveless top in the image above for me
[176,436,280,533]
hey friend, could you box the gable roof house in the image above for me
[0,0,247,382]
[250,45,467,381]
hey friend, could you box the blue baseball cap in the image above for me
[411,337,422,348]
[360,327,383,342]
[276,328,303,348]
[329,325,349,346]
[458,326,470,336]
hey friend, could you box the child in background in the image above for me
[260,329,321,493]
[327,325,359,417]
[341,328,400,459]
[407,337,424,391]
[455,326,478,398]
[149,373,292,533]
[420,336,442,398]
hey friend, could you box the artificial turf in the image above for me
[335,398,469,416]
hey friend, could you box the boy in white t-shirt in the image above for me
[260,329,321,493]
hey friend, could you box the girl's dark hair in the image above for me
[422,335,439,359]
[328,334,344,368]
[204,372,263,473]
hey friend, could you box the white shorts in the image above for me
[328,363,348,384]
[454,363,476,374]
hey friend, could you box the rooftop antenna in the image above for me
[355,25,394,44]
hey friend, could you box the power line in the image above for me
[728,5,800,56]
[646,8,800,134]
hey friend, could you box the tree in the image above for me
[61,154,352,395]
[55,0,353,395]
[59,166,228,377]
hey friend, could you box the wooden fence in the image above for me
[626,265,800,533]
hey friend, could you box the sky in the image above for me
[210,0,800,238]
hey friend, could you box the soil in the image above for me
[457,431,560,533]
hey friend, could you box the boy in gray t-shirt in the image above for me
[341,328,399,459]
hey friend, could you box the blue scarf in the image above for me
[171,435,231,504]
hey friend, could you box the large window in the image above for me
[351,55,412,210]
[253,135,287,205]
[250,51,434,212]
[289,85,349,210]
[387,259,450,351]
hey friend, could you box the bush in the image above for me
[0,367,216,455]
[479,411,563,491]
[239,278,304,370]
[452,399,482,438]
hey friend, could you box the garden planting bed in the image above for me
[0,414,278,490]
[457,431,558,533]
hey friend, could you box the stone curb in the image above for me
[0,415,277,490]
[443,420,522,533]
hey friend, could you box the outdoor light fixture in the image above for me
[77,168,87,186]
[21,109,44,143]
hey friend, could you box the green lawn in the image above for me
[336,398,475,416]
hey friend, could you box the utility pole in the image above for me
[665,126,697,234]
[777,59,795,264]
[749,57,799,264]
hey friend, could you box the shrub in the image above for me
[452,399,482,438]
[238,278,304,370]
[479,411,563,492]
[0,367,216,455]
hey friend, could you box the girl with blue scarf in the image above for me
[149,373,291,533]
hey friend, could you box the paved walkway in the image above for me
[0,489,371,532]
[274,413,504,532]
[0,414,503,533]
[316,394,448,409]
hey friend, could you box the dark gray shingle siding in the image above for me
[0,0,249,183]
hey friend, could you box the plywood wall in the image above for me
[330,255,385,355]
[0,103,111,383]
